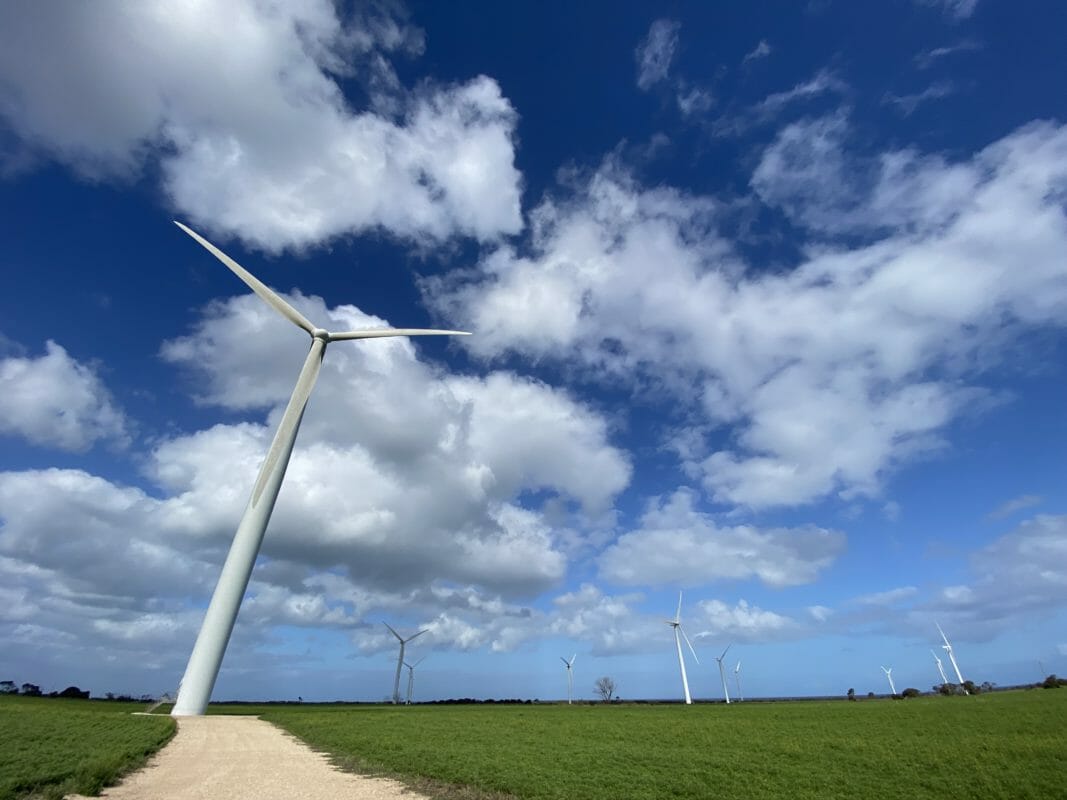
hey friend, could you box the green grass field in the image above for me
[3,691,1064,800]
[0,696,174,800]
[254,691,1067,800]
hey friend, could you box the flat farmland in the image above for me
[255,690,1066,800]
[0,696,174,800]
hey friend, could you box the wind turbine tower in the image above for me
[881,666,897,696]
[714,644,733,704]
[560,654,577,704]
[404,656,426,705]
[665,592,700,704]
[386,624,427,704]
[734,660,743,702]
[169,223,467,717]
[931,649,949,685]
[935,622,966,687]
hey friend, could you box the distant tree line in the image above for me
[1,681,90,699]
[1,680,157,701]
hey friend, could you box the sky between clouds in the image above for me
[0,0,1065,701]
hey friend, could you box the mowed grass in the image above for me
[0,695,175,800]
[253,690,1067,800]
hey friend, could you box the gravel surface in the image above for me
[68,715,427,800]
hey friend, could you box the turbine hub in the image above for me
[312,328,330,341]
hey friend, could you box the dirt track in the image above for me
[69,715,426,800]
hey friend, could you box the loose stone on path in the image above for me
[68,715,427,800]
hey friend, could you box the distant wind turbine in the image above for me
[665,592,700,704]
[734,660,743,702]
[404,656,426,705]
[931,649,949,685]
[560,654,577,704]
[881,666,897,696]
[386,624,427,705]
[169,223,467,717]
[935,622,966,689]
[714,644,733,704]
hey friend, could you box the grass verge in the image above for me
[0,696,175,800]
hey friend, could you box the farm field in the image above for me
[252,690,1067,800]
[0,695,174,800]
[3,690,1065,800]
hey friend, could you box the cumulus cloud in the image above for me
[0,340,128,451]
[430,119,1067,508]
[694,598,800,641]
[635,19,680,91]
[598,489,845,587]
[0,1,521,250]
[0,288,635,686]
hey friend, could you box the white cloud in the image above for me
[742,40,772,64]
[635,19,680,91]
[855,586,918,606]
[0,1,521,250]
[712,68,847,137]
[0,340,128,451]
[883,81,955,116]
[918,0,979,20]
[914,40,981,69]
[430,120,1067,509]
[599,489,845,587]
[694,598,799,641]
[985,494,1042,521]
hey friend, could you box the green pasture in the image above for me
[3,690,1065,800]
[0,695,174,800]
[257,690,1066,800]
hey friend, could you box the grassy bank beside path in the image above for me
[256,690,1066,800]
[0,696,175,800]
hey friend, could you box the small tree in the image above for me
[901,687,920,698]
[20,683,42,697]
[847,688,856,701]
[594,676,616,702]
[0,681,16,695]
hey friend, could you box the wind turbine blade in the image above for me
[329,328,471,340]
[251,340,323,507]
[406,629,429,643]
[174,222,316,334]
[383,623,402,641]
[720,643,733,661]
[675,591,683,624]
[571,654,577,666]
[413,656,427,667]
[560,657,570,666]
[679,627,700,664]
[935,621,951,646]
[735,661,741,673]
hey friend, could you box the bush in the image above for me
[901,687,920,698]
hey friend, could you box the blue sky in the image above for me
[1,0,1065,703]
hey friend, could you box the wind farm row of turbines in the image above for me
[881,621,968,696]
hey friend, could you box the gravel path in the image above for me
[69,715,427,800]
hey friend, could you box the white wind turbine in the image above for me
[169,222,467,717]
[560,654,577,705]
[386,624,428,705]
[715,644,733,704]
[404,656,426,705]
[935,622,966,688]
[734,660,744,702]
[881,666,897,696]
[665,592,700,704]
[931,649,949,685]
